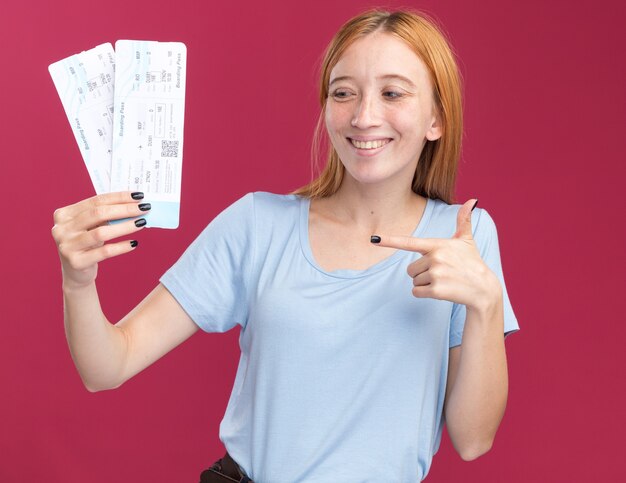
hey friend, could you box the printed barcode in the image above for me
[161,140,179,157]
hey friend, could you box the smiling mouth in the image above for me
[348,138,392,150]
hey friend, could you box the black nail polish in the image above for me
[131,192,144,200]
[471,200,479,211]
[138,203,151,211]
[371,235,381,244]
[130,240,138,248]
[135,218,147,227]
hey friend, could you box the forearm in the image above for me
[63,281,128,392]
[445,282,508,460]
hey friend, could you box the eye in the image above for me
[383,90,403,100]
[330,89,353,100]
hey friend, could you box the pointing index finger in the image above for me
[371,235,440,254]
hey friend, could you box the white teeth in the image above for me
[350,138,390,150]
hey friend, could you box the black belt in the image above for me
[199,452,253,483]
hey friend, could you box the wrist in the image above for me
[467,273,503,318]
[62,278,97,295]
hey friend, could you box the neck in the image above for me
[324,176,425,234]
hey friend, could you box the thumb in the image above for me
[453,199,478,239]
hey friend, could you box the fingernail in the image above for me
[135,218,147,228]
[138,203,151,211]
[471,199,479,211]
[370,235,381,244]
[131,192,144,200]
[130,240,138,248]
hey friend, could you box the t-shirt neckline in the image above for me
[299,196,434,279]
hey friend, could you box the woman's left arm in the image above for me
[373,198,510,461]
[444,279,508,461]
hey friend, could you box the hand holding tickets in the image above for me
[49,40,187,229]
[52,192,150,290]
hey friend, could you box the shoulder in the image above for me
[247,191,303,226]
[250,191,302,211]
[199,191,302,244]
[209,191,300,222]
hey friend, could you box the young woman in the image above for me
[52,9,518,482]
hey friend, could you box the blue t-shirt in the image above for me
[160,192,519,482]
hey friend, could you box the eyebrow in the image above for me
[329,74,417,89]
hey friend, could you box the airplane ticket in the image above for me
[48,43,115,194]
[110,40,187,229]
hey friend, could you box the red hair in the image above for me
[292,9,463,204]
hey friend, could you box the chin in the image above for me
[343,168,395,186]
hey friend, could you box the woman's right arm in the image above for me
[52,191,199,392]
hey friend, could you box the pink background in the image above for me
[1,0,624,481]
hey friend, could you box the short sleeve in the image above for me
[159,193,256,333]
[449,208,519,347]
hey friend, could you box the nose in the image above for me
[351,94,382,129]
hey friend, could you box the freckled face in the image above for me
[325,32,442,187]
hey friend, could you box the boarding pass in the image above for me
[49,40,187,228]
[111,40,187,228]
[48,43,115,194]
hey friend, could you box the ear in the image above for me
[425,107,443,141]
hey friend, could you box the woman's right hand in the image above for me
[51,191,151,290]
